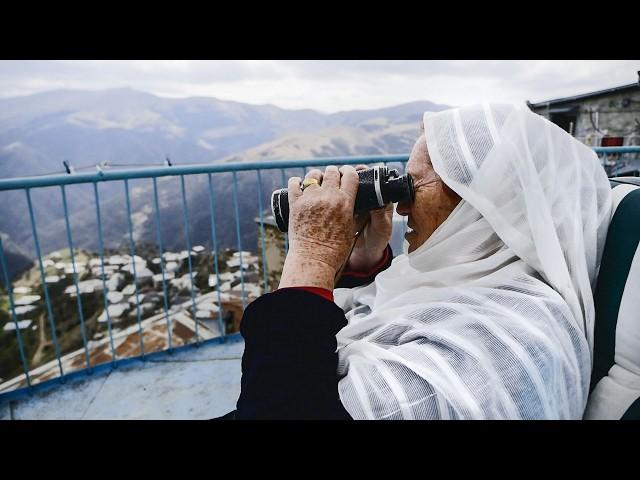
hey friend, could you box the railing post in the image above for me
[60,185,91,371]
[152,178,172,351]
[93,183,117,365]
[256,170,269,294]
[206,174,226,340]
[25,188,64,379]
[124,179,145,358]
[179,175,199,344]
[232,172,246,310]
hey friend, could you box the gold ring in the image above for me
[301,178,319,191]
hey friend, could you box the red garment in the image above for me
[276,286,335,302]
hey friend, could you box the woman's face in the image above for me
[396,131,461,253]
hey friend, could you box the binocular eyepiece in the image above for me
[271,166,415,232]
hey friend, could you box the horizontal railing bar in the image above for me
[2,148,639,191]
[0,155,411,191]
[592,146,640,154]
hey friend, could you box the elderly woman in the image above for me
[222,103,612,420]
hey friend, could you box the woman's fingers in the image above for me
[288,176,303,203]
[301,168,322,193]
[369,203,393,233]
[354,164,368,171]
[371,202,394,220]
[338,165,359,198]
[322,165,341,188]
[353,211,370,235]
[304,168,323,183]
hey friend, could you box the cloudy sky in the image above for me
[0,60,638,113]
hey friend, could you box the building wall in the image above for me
[532,88,640,146]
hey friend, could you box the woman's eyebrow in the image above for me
[411,175,439,189]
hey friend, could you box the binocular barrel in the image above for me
[271,166,414,232]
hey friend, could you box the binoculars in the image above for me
[271,166,414,232]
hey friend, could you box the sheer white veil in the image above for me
[334,103,612,419]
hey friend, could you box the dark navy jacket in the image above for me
[216,245,393,420]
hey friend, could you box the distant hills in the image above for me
[0,88,450,278]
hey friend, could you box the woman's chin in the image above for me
[405,231,416,253]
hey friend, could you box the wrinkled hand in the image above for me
[348,164,394,272]
[278,165,359,291]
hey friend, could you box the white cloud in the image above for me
[0,60,638,112]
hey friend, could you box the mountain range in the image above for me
[0,88,450,278]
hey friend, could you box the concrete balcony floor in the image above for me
[0,333,244,420]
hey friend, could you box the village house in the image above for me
[527,77,640,146]
[13,295,40,306]
[3,319,33,332]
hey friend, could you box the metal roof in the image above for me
[528,81,640,109]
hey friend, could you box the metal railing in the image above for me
[0,154,409,402]
[593,146,640,176]
[1,146,639,403]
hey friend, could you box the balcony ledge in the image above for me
[0,333,244,420]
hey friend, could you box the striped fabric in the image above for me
[585,184,640,420]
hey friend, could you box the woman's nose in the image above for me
[396,200,410,217]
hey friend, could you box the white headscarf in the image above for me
[334,103,612,419]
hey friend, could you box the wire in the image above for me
[6,159,190,179]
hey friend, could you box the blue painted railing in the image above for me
[0,147,638,403]
[0,154,409,402]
